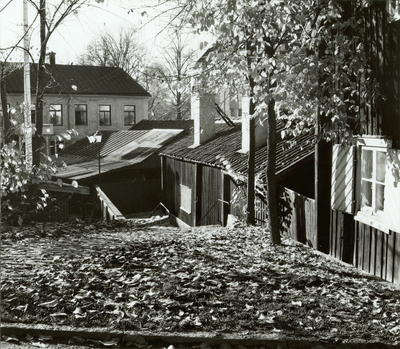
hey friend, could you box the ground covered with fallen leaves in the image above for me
[1,222,400,343]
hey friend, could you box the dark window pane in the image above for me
[124,105,135,125]
[99,105,111,126]
[50,104,62,126]
[75,104,87,125]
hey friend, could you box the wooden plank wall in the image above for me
[354,222,400,284]
[331,209,400,285]
[199,166,223,226]
[163,157,197,226]
[278,186,317,249]
[359,3,400,145]
[328,4,400,285]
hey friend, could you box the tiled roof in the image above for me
[159,123,315,180]
[130,120,194,133]
[56,129,183,180]
[4,63,151,97]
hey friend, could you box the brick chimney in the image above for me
[239,96,268,153]
[47,52,56,65]
[190,79,216,147]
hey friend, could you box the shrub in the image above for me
[1,142,57,226]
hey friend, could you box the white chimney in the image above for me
[239,96,268,153]
[190,88,216,147]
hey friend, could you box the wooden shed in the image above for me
[160,123,315,228]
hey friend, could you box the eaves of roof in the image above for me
[159,124,315,180]
[130,120,194,134]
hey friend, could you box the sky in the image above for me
[0,0,201,65]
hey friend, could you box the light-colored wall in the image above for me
[7,93,149,141]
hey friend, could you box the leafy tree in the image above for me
[77,27,147,83]
[183,0,372,244]
[0,141,57,226]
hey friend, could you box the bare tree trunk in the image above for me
[247,77,256,225]
[33,0,46,165]
[265,98,280,244]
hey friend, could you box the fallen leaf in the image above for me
[3,335,19,342]
[39,335,53,342]
[38,299,58,307]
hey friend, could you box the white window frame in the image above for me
[99,105,111,126]
[124,105,136,125]
[49,104,63,126]
[354,137,392,233]
[180,184,192,214]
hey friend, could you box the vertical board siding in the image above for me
[163,157,197,226]
[278,186,317,249]
[328,5,400,285]
[394,235,400,284]
[333,213,400,284]
[359,3,400,142]
[200,166,222,226]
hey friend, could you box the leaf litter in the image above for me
[1,222,400,343]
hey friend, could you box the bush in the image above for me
[1,142,57,226]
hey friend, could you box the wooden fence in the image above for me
[94,185,125,221]
[278,186,317,249]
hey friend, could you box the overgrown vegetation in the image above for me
[0,142,57,226]
[1,223,399,343]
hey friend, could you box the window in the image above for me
[332,138,400,234]
[49,104,63,126]
[238,108,242,117]
[99,105,111,126]
[353,137,398,233]
[359,147,386,218]
[230,108,235,118]
[75,104,87,126]
[124,105,136,125]
[180,184,192,214]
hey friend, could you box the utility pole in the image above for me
[23,0,33,169]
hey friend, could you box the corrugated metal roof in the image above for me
[4,63,151,96]
[159,123,315,179]
[59,130,149,161]
[57,129,183,180]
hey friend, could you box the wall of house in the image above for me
[7,93,149,143]
[199,165,224,226]
[329,4,400,285]
[162,157,234,227]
